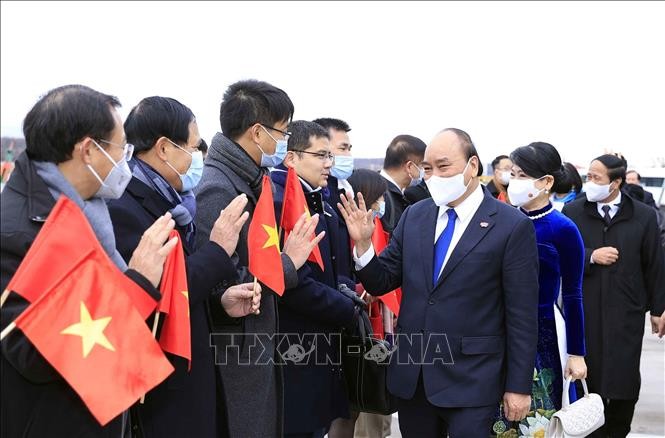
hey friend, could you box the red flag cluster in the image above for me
[4,196,173,425]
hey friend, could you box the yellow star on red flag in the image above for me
[261,223,280,250]
[61,301,115,358]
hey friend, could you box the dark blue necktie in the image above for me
[433,209,457,286]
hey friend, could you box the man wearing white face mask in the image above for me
[379,134,427,234]
[486,154,512,203]
[1,85,180,437]
[339,128,540,437]
[562,154,665,437]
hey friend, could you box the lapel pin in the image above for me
[480,221,489,228]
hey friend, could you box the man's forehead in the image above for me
[425,136,465,163]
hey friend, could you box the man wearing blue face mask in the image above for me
[194,80,324,438]
[107,96,264,438]
[379,135,427,234]
[312,118,357,292]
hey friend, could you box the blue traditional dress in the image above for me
[492,204,586,437]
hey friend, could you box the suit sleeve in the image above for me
[354,205,407,295]
[641,210,665,316]
[280,272,356,328]
[501,217,540,395]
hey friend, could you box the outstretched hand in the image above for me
[282,212,326,270]
[337,193,375,255]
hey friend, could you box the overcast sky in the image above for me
[2,1,664,168]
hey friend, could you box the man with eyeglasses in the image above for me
[194,80,322,437]
[1,84,179,437]
[270,120,363,438]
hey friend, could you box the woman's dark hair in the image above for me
[347,169,388,208]
[563,162,583,193]
[124,96,195,154]
[23,84,121,163]
[510,142,569,193]
[593,153,627,188]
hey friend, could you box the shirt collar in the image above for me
[380,169,403,193]
[437,183,484,223]
[598,191,622,210]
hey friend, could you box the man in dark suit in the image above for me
[379,135,427,233]
[271,120,361,438]
[625,170,658,210]
[563,155,665,437]
[339,128,539,437]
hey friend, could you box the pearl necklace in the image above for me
[526,206,555,220]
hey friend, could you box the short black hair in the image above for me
[563,162,583,193]
[593,153,627,187]
[124,96,195,154]
[625,169,641,181]
[312,118,351,132]
[219,79,294,141]
[347,168,388,208]
[491,155,510,171]
[510,142,571,193]
[623,183,646,203]
[198,139,208,154]
[441,128,484,176]
[383,135,427,170]
[23,84,121,163]
[286,120,330,152]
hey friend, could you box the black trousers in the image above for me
[397,374,496,437]
[589,398,638,438]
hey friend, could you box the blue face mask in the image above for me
[181,150,203,192]
[331,155,354,180]
[258,126,288,168]
[374,200,386,219]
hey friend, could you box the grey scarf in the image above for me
[209,132,267,198]
[33,161,128,271]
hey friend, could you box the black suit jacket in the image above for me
[108,176,238,438]
[381,179,409,234]
[356,190,539,407]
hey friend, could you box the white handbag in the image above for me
[548,377,605,437]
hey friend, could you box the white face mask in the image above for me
[508,177,546,207]
[585,181,613,202]
[87,140,133,199]
[499,170,511,186]
[425,159,471,206]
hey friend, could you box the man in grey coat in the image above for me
[195,79,321,437]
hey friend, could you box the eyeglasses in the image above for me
[98,139,134,161]
[296,150,335,163]
[259,123,292,140]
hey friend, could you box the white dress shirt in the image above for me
[380,169,403,193]
[354,184,485,282]
[590,191,622,264]
[596,191,622,220]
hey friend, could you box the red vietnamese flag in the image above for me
[4,196,157,319]
[371,217,401,316]
[13,254,174,426]
[248,176,285,295]
[279,168,324,271]
[158,230,191,367]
